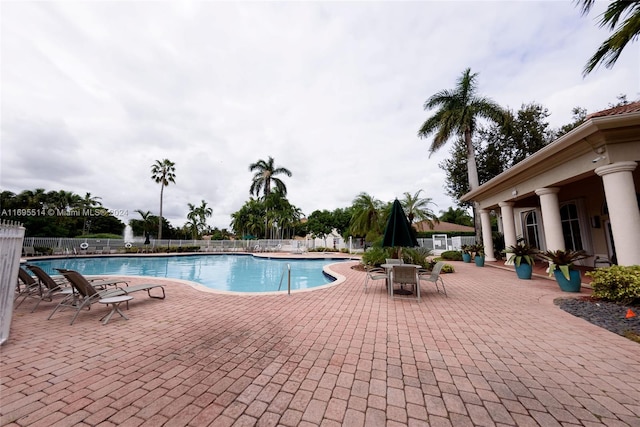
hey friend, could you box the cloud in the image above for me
[2,1,638,231]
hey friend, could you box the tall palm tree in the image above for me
[81,192,102,208]
[576,0,640,75]
[249,156,292,199]
[401,190,439,230]
[349,192,384,239]
[186,203,200,239]
[418,68,506,240]
[196,200,213,227]
[151,159,176,240]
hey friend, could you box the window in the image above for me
[524,211,541,249]
[560,203,583,251]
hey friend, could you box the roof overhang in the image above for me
[460,111,640,209]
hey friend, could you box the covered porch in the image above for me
[461,103,640,267]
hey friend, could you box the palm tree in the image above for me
[196,200,213,229]
[81,192,102,208]
[418,68,506,241]
[230,198,265,238]
[349,192,384,239]
[186,200,213,238]
[249,156,292,199]
[151,159,176,240]
[439,207,473,227]
[186,203,200,239]
[576,0,640,75]
[49,190,81,212]
[134,209,153,236]
[401,190,439,230]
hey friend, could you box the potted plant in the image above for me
[461,245,472,263]
[469,243,484,267]
[503,240,537,280]
[537,249,588,292]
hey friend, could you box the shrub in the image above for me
[587,265,640,304]
[35,246,53,255]
[77,233,123,239]
[440,264,455,274]
[308,247,338,253]
[362,246,387,266]
[440,251,462,261]
[402,247,433,268]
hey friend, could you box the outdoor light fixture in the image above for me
[591,146,607,163]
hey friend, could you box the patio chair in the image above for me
[364,265,388,293]
[50,269,125,325]
[24,265,70,312]
[390,265,420,301]
[54,268,129,291]
[58,269,166,300]
[61,266,164,303]
[418,261,447,296]
[15,267,41,308]
[22,246,38,257]
[385,258,404,265]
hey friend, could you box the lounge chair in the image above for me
[50,269,166,325]
[418,261,447,296]
[23,265,70,312]
[54,268,129,291]
[22,246,38,257]
[57,269,166,300]
[15,267,41,308]
[50,269,126,325]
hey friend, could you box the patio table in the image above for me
[98,295,133,325]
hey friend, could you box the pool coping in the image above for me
[24,255,360,296]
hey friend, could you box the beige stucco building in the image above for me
[460,102,640,267]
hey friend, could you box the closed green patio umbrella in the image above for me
[383,199,418,253]
[383,199,419,295]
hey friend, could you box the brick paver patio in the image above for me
[2,260,639,426]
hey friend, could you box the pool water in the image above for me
[30,255,347,293]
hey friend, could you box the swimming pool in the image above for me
[29,255,349,293]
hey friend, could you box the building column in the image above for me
[535,187,564,251]
[480,209,496,261]
[499,202,517,250]
[595,161,640,266]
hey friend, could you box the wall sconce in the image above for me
[511,189,518,197]
[592,146,607,163]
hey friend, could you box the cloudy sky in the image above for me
[2,1,638,232]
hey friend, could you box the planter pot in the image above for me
[553,269,581,292]
[462,253,472,263]
[474,256,485,267]
[514,263,533,280]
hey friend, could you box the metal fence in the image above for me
[416,235,476,252]
[1,220,25,345]
[21,235,477,256]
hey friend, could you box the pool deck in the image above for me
[2,259,639,426]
